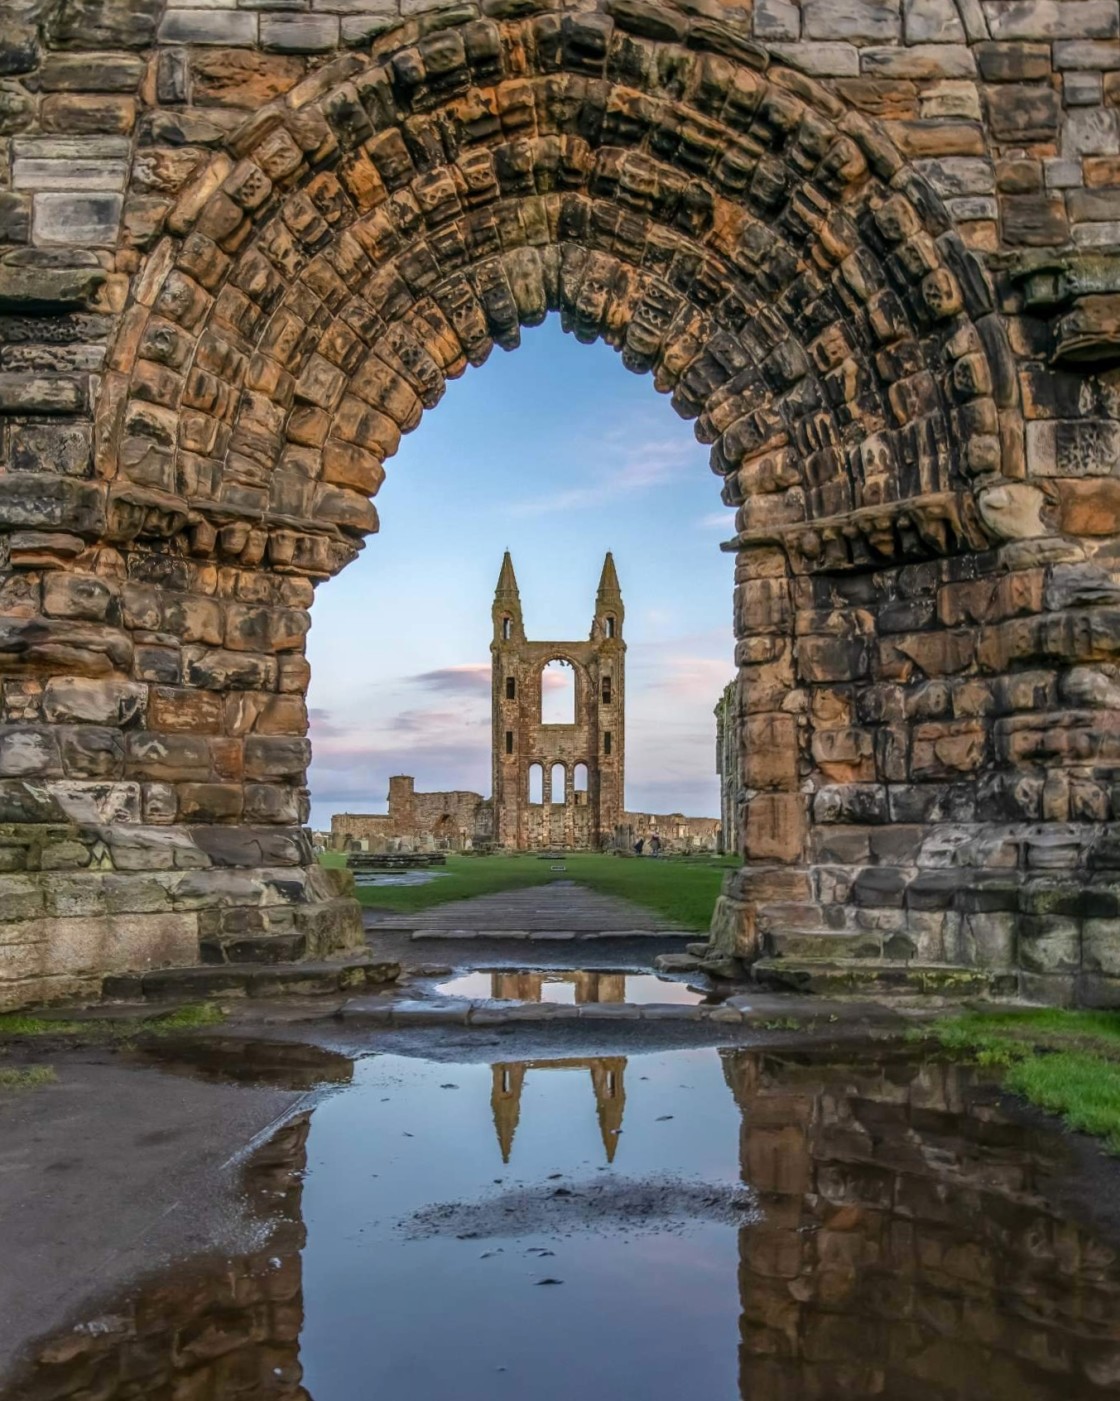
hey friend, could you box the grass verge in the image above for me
[325,852,736,933]
[0,1066,56,1092]
[0,1002,226,1042]
[923,1008,1120,1153]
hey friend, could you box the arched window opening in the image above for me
[573,763,588,806]
[502,617,512,640]
[541,660,575,725]
[505,730,514,755]
[551,763,566,805]
[505,675,516,699]
[528,763,543,805]
[605,616,616,639]
[604,731,612,755]
[601,675,612,704]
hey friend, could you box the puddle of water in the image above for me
[133,1036,354,1089]
[436,969,714,1005]
[7,1049,1120,1401]
[352,869,450,887]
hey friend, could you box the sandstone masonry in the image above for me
[3,0,1120,1004]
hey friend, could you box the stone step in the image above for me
[103,955,401,1002]
[200,932,308,965]
[755,901,855,935]
[407,928,694,941]
[752,958,1017,999]
[763,930,896,962]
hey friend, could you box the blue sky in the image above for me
[306,317,737,830]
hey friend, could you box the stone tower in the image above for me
[491,553,625,851]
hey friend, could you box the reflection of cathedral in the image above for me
[491,1058,627,1164]
[489,970,627,1003]
[12,1053,1120,1401]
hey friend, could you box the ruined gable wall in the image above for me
[493,636,623,851]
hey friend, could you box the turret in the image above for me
[492,550,525,644]
[592,551,624,641]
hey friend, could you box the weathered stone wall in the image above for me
[330,773,491,848]
[491,552,625,849]
[615,809,722,849]
[3,0,1120,1003]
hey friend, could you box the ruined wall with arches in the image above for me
[3,0,1120,1005]
[491,551,625,850]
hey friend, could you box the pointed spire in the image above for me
[495,549,520,602]
[592,551,623,640]
[591,1058,627,1164]
[491,1063,525,1164]
[493,551,524,643]
[596,551,622,606]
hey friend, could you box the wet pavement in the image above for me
[4,1043,1120,1400]
[4,884,1120,1399]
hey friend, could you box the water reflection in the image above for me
[5,1050,1120,1400]
[492,1057,627,1162]
[438,969,708,1005]
[5,1115,312,1401]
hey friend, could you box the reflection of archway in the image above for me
[5,1113,313,1398]
[491,1057,627,1164]
[17,0,1120,1007]
[722,1049,1120,1398]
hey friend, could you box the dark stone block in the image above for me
[906,870,964,910]
[987,84,1060,142]
[48,0,163,49]
[0,27,38,77]
[852,866,908,907]
[976,42,1051,81]
[189,824,313,868]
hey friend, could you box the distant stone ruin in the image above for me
[330,554,723,853]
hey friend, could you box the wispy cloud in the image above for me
[408,664,491,695]
[307,707,346,738]
[506,436,695,517]
[696,510,735,531]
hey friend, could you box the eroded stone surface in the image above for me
[2,0,1120,1005]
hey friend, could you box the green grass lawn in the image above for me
[923,1008,1120,1153]
[322,851,737,933]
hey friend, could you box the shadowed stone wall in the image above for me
[3,0,1120,1004]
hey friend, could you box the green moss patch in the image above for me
[924,1008,1120,1153]
[0,1002,225,1043]
[0,1066,57,1092]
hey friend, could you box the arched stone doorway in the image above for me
[2,0,1119,1007]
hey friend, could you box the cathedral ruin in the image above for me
[491,550,625,851]
[330,553,722,854]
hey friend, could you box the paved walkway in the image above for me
[364,882,694,938]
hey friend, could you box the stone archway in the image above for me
[3,0,1120,1007]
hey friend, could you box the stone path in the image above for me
[363,882,694,939]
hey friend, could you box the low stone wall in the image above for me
[0,820,360,1009]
